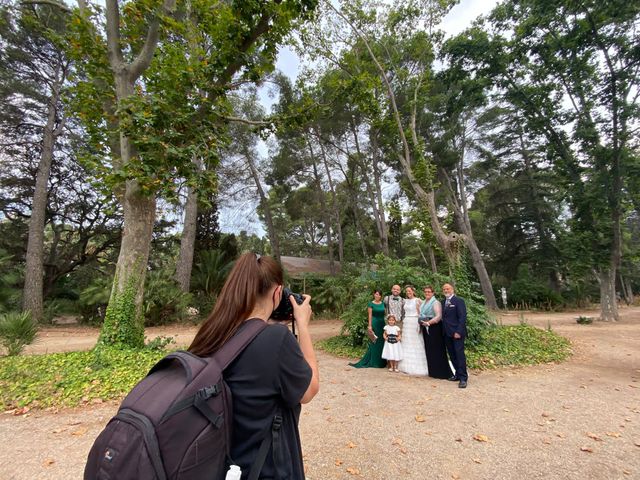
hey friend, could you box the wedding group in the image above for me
[350,283,469,389]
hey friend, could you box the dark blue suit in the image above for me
[441,295,468,381]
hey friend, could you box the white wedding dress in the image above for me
[398,297,429,376]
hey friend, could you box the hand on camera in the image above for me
[291,294,312,329]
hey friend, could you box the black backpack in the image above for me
[84,319,278,480]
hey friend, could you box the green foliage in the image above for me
[508,264,562,310]
[97,273,144,350]
[339,255,492,347]
[314,335,367,359]
[78,275,113,324]
[317,324,571,369]
[144,335,176,351]
[469,324,572,369]
[0,311,37,356]
[576,316,594,325]
[0,347,166,409]
[0,250,21,313]
[143,269,192,326]
[308,275,347,317]
[191,249,233,297]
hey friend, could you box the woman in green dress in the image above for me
[350,289,387,368]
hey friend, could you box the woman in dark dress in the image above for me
[350,289,387,368]
[419,285,454,379]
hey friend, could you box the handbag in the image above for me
[367,329,378,342]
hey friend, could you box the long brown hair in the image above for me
[189,252,284,356]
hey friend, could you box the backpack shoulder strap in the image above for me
[215,318,268,371]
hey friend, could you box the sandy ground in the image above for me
[1,308,639,480]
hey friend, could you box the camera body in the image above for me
[271,287,304,321]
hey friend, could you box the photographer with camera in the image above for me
[189,252,319,479]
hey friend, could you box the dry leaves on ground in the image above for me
[473,434,489,442]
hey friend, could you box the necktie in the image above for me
[445,298,450,307]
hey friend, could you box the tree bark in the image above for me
[597,267,618,321]
[351,120,389,255]
[175,160,201,292]
[306,138,335,273]
[317,132,344,264]
[22,77,64,322]
[244,147,281,262]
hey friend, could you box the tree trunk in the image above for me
[427,244,438,274]
[306,138,335,273]
[175,175,199,292]
[243,147,281,262]
[317,133,344,264]
[371,132,390,256]
[100,181,156,348]
[351,121,389,255]
[22,81,62,322]
[597,267,618,321]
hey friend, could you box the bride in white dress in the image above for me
[398,286,429,376]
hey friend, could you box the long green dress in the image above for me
[350,301,387,368]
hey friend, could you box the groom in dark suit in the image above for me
[441,283,468,388]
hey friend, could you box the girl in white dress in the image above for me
[398,286,429,376]
[382,314,403,372]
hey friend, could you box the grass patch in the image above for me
[316,324,572,369]
[0,348,167,410]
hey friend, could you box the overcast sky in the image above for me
[219,0,501,235]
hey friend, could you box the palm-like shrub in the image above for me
[143,269,192,326]
[0,311,37,356]
[191,250,233,297]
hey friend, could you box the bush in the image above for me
[0,311,37,356]
[190,249,233,297]
[78,275,113,324]
[143,269,192,326]
[508,264,563,309]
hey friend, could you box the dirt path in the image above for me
[1,309,639,479]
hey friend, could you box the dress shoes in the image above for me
[447,375,459,382]
[458,380,467,389]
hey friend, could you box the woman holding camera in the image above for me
[189,252,319,479]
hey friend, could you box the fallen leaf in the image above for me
[43,458,55,466]
[399,447,407,454]
[634,441,640,448]
[323,406,330,410]
[335,459,343,466]
[473,458,482,464]
[605,432,621,438]
[392,438,403,445]
[71,428,88,437]
[455,437,463,442]
[346,441,357,449]
[473,434,489,442]
[580,446,594,453]
[13,407,30,416]
[503,408,510,412]
[52,428,66,434]
[346,467,360,475]
[451,474,460,480]
[415,415,426,423]
[541,412,550,418]
[587,432,603,441]
[543,438,552,445]
[556,432,566,438]
[623,470,631,475]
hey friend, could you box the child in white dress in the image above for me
[382,314,403,372]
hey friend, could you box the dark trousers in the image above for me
[444,335,468,381]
